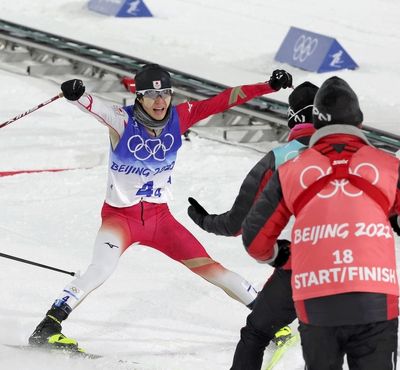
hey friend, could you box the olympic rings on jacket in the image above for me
[127,134,174,161]
[299,162,380,198]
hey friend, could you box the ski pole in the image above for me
[0,92,64,129]
[0,252,76,276]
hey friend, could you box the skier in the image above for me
[28,64,293,350]
[242,76,399,370]
[187,81,318,369]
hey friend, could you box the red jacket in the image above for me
[242,125,400,325]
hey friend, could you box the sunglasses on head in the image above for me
[137,88,173,100]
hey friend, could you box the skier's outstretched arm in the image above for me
[61,79,128,147]
[176,70,293,133]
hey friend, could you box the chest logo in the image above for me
[127,133,174,161]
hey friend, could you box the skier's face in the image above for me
[138,89,172,120]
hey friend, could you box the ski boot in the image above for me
[271,326,293,347]
[29,303,78,351]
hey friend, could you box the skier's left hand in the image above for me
[187,197,209,228]
[268,70,293,91]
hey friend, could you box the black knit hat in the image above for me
[313,76,363,129]
[135,64,171,91]
[287,81,319,128]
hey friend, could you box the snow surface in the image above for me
[0,1,399,369]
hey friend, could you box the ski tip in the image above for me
[2,343,103,360]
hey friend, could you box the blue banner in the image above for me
[275,27,358,73]
[88,0,153,17]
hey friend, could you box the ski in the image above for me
[3,343,103,359]
[3,343,141,366]
[263,334,300,370]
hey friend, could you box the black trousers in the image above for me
[230,268,296,370]
[299,319,398,370]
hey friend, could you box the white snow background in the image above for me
[0,0,399,369]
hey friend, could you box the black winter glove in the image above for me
[389,215,400,236]
[61,79,85,101]
[268,70,293,91]
[187,197,209,228]
[270,239,291,268]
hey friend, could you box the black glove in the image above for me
[268,70,293,91]
[61,79,85,101]
[389,215,400,236]
[270,239,291,268]
[187,197,209,228]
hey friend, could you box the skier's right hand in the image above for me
[187,197,209,228]
[61,79,85,101]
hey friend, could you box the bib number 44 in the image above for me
[136,181,162,197]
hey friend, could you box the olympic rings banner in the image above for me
[88,0,153,17]
[274,27,358,73]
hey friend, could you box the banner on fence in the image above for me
[88,0,153,17]
[275,27,358,73]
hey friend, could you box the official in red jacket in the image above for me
[242,77,400,370]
